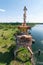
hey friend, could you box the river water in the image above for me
[31,24,43,65]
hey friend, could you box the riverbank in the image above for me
[0,23,32,65]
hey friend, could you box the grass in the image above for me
[0,23,33,65]
[16,47,31,62]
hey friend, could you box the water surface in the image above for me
[31,24,43,65]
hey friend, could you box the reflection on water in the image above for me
[31,24,43,65]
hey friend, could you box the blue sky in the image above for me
[0,0,43,23]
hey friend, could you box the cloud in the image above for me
[0,9,6,12]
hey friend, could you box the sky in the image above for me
[0,0,43,23]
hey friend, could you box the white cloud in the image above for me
[27,13,43,23]
[0,9,6,12]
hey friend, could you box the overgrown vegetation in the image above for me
[0,23,37,65]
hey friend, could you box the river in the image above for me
[31,24,43,65]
